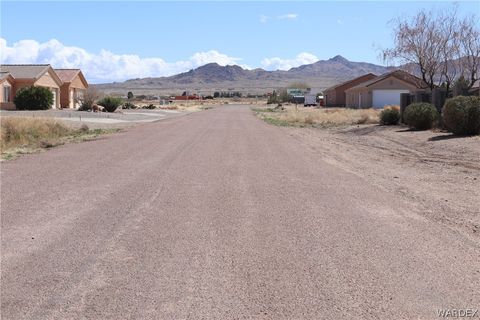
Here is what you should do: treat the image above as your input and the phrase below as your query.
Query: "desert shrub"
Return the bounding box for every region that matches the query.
[267,90,280,104]
[142,104,156,109]
[123,102,137,109]
[77,87,101,111]
[13,86,53,110]
[79,124,89,133]
[380,108,400,125]
[304,115,315,124]
[403,103,439,130]
[356,113,370,124]
[278,90,292,103]
[77,103,91,111]
[442,96,480,135]
[267,96,277,104]
[98,96,123,112]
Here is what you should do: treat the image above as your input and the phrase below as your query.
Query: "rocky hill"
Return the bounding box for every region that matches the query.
[95,55,395,95]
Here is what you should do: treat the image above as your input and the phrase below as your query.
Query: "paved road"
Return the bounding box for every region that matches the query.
[1,105,479,319]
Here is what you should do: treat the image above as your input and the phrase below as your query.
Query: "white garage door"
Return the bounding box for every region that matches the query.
[372,90,410,108]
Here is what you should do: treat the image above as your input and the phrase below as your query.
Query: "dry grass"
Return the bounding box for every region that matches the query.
[255,106,381,127]
[1,117,73,151]
[384,105,400,111]
[1,117,117,160]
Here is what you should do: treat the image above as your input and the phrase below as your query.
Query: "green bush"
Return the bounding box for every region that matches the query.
[14,86,54,110]
[442,96,480,135]
[142,104,156,109]
[98,96,123,112]
[380,108,400,125]
[403,103,439,130]
[78,103,92,111]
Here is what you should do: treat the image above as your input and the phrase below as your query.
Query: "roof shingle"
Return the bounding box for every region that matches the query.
[0,64,50,79]
[348,69,428,90]
[54,69,80,83]
[324,73,377,92]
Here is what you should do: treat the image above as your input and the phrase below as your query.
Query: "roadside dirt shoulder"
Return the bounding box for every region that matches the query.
[283,124,480,241]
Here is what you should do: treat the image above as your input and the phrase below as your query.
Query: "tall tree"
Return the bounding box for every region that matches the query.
[383,7,479,93]
[383,10,442,90]
[437,8,460,94]
[458,15,480,89]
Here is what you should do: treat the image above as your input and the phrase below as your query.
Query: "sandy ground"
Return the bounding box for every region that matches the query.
[284,124,480,241]
[1,105,479,319]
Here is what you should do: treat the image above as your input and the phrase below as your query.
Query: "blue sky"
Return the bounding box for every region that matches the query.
[1,1,478,82]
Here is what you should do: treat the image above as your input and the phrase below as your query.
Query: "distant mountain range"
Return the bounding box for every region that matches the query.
[95,55,396,95]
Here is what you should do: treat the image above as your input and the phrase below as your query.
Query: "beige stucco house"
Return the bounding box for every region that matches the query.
[324,73,378,107]
[0,72,15,110]
[345,70,428,109]
[0,64,63,109]
[55,69,88,109]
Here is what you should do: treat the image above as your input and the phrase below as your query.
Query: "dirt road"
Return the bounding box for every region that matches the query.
[285,124,480,242]
[1,105,479,319]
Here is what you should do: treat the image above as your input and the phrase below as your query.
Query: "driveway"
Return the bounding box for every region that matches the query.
[1,105,478,319]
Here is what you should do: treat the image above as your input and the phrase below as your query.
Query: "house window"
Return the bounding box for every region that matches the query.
[3,85,11,102]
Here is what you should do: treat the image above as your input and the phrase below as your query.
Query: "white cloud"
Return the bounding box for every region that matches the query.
[277,13,298,20]
[0,38,244,83]
[260,14,270,23]
[261,52,318,71]
[337,19,344,25]
[260,13,298,23]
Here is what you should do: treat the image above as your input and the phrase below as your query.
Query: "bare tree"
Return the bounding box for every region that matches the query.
[77,87,103,111]
[383,10,442,90]
[384,7,479,93]
[458,15,480,89]
[437,9,460,94]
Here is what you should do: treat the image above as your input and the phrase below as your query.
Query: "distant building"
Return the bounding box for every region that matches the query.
[287,88,311,96]
[345,70,428,109]
[323,73,377,107]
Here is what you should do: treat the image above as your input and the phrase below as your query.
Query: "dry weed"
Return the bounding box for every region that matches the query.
[274,107,380,126]
[1,117,72,152]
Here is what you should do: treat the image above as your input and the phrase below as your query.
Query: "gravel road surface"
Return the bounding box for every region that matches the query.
[1,105,479,319]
